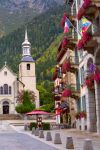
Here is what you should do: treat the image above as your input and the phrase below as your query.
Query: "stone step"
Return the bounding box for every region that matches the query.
[0,114,22,120]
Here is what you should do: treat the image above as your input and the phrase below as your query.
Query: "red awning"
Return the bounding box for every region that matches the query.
[26,110,50,115]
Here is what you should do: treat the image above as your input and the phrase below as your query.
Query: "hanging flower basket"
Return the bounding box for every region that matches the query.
[76,0,91,20]
[94,73,100,84]
[85,73,94,90]
[75,111,87,119]
[76,40,84,50]
[82,32,92,43]
[62,89,72,97]
[62,61,71,73]
[80,111,87,119]
[85,78,93,87]
[61,37,69,49]
[82,0,91,9]
[76,32,92,50]
[76,7,86,20]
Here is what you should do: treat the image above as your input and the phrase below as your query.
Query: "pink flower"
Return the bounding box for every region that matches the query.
[83,0,91,9]
[62,89,72,97]
[61,37,69,49]
[77,40,84,49]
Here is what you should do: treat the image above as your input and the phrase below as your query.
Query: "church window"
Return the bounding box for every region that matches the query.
[9,86,11,94]
[4,84,8,94]
[27,64,30,70]
[0,87,3,94]
[4,71,7,76]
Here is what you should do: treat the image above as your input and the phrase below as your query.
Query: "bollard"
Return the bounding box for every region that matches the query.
[24,124,28,131]
[46,131,52,141]
[66,137,74,149]
[34,128,39,136]
[54,133,62,144]
[83,139,94,150]
[32,127,35,134]
[39,130,44,138]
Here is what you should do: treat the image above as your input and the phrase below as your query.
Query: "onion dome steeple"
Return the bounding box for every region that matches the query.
[21,28,34,62]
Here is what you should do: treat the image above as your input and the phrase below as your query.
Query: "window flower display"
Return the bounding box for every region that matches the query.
[94,72,100,84]
[75,111,87,119]
[62,89,72,97]
[62,61,71,73]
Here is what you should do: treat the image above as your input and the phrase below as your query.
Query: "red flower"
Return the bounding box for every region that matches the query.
[61,37,69,49]
[62,89,72,97]
[80,111,87,118]
[76,7,86,20]
[62,61,71,73]
[85,78,93,87]
[83,0,91,9]
[77,40,84,49]
[82,32,92,43]
[94,73,100,83]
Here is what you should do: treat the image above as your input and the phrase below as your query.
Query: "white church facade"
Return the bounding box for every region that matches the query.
[0,29,39,114]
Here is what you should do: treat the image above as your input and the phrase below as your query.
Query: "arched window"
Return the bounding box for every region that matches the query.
[0,87,3,94]
[9,86,11,94]
[27,64,30,70]
[4,84,8,94]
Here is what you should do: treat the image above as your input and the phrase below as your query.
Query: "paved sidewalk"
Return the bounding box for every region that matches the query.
[12,125,100,150]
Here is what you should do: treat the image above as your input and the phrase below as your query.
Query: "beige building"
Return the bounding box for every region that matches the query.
[0,29,39,114]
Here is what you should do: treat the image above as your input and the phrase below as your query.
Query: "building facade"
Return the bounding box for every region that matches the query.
[0,29,39,114]
[53,0,100,133]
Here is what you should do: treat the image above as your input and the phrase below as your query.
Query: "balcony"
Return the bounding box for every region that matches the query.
[69,56,79,70]
[61,84,80,100]
[57,37,69,62]
[62,56,79,74]
[84,70,94,90]
[76,0,100,20]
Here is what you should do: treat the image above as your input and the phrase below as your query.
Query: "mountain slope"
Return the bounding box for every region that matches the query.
[0,5,65,73]
[0,0,64,35]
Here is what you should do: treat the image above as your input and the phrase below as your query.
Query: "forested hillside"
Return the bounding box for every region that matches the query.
[0,0,63,35]
[0,5,65,73]
[36,34,63,106]
[36,34,63,82]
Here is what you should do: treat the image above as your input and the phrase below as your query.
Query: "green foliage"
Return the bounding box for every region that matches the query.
[40,103,55,113]
[16,91,35,114]
[29,122,37,130]
[42,123,50,130]
[36,34,63,82]
[29,122,50,130]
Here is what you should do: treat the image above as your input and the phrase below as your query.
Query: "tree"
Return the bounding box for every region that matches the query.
[17,90,36,103]
[16,90,35,114]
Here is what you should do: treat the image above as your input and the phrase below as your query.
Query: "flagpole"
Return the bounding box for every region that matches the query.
[67,18,82,37]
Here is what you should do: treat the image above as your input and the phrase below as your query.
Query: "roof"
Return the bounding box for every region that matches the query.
[0,65,17,77]
[21,56,34,62]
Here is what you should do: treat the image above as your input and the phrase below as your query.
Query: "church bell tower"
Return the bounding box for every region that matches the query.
[19,29,39,108]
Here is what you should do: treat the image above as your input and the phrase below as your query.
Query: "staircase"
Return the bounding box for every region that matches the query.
[0,114,22,120]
